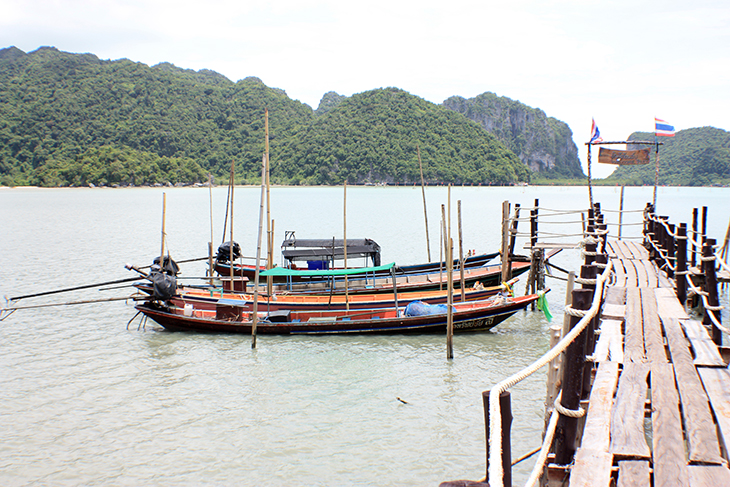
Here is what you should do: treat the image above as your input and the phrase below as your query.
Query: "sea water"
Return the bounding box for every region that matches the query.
[1,185,728,486]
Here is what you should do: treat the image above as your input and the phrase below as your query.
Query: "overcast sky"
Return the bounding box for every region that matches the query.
[2,0,729,178]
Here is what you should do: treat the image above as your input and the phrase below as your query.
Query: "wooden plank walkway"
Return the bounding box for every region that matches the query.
[566,239,730,486]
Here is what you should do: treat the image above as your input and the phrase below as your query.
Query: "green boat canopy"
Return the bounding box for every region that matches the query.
[259,262,395,278]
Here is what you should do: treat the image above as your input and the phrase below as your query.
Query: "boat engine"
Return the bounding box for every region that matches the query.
[216,241,241,263]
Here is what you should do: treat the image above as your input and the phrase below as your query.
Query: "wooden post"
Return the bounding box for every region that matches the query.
[440,204,446,291]
[702,206,708,246]
[545,323,563,425]
[483,390,512,487]
[530,199,539,249]
[618,186,625,239]
[703,238,722,346]
[508,204,521,265]
[692,208,699,268]
[667,223,676,279]
[580,264,598,400]
[251,154,266,348]
[208,174,214,284]
[458,200,465,302]
[417,145,431,262]
[676,223,688,306]
[501,201,511,286]
[160,192,166,267]
[343,181,349,311]
[554,288,593,466]
[265,109,273,296]
[229,161,235,287]
[447,238,454,360]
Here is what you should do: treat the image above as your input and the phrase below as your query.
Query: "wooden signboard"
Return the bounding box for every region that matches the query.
[598,147,651,165]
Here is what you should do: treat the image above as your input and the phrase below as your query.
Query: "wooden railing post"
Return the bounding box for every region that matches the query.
[676,223,688,305]
[703,238,722,346]
[483,390,512,487]
[667,222,676,279]
[691,207,699,268]
[554,288,593,466]
[580,264,598,400]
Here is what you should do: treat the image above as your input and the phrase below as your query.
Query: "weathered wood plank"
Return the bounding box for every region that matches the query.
[652,260,675,288]
[610,362,651,458]
[616,240,633,259]
[601,303,626,320]
[570,362,620,487]
[605,286,626,306]
[617,460,650,487]
[594,320,622,363]
[682,320,725,366]
[624,288,645,363]
[686,465,730,487]
[654,288,689,320]
[612,259,627,288]
[698,367,730,458]
[641,287,667,364]
[661,316,724,464]
[640,259,659,288]
[606,240,622,259]
[625,240,649,260]
[569,450,613,487]
[651,363,689,487]
[623,259,639,288]
[633,259,649,287]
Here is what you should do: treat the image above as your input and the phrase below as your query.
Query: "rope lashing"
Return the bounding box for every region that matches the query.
[553,393,586,419]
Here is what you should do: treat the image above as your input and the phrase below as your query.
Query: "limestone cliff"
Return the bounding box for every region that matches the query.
[443,92,584,178]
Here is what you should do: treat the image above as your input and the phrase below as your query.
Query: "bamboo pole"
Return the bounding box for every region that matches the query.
[208,174,214,284]
[265,109,273,296]
[417,145,431,262]
[252,154,267,348]
[458,200,465,302]
[618,185,625,239]
[500,201,510,285]
[160,192,166,268]
[653,142,660,208]
[447,237,454,360]
[344,181,349,311]
[587,143,594,209]
[229,162,235,288]
[440,204,446,291]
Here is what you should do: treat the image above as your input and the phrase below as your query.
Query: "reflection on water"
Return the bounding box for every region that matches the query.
[1,186,727,485]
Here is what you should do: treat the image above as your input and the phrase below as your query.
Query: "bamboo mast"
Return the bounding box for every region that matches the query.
[265,109,273,296]
[252,154,267,348]
[458,200,465,302]
[208,174,214,284]
[440,204,447,291]
[229,161,235,287]
[417,145,431,262]
[160,192,166,267]
[446,186,454,359]
[343,181,349,311]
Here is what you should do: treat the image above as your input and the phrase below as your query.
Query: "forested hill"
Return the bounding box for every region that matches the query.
[605,127,730,186]
[2,46,545,186]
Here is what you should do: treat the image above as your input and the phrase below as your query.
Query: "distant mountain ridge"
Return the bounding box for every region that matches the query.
[8,45,710,188]
[605,127,730,186]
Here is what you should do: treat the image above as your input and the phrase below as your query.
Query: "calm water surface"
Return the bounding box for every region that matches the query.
[1,185,728,486]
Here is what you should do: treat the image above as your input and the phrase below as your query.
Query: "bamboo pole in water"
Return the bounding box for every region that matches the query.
[440,204,446,291]
[208,174,214,285]
[343,181,349,311]
[417,145,431,262]
[252,154,267,348]
[500,200,510,285]
[458,200,465,302]
[447,237,454,360]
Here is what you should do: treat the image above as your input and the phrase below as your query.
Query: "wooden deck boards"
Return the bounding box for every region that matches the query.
[564,238,730,487]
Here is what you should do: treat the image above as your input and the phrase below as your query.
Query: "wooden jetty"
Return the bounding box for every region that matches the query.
[442,199,730,487]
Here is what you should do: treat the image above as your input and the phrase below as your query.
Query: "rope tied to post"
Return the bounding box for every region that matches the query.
[553,392,586,419]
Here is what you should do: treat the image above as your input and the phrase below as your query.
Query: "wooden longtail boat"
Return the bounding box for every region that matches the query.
[136,278,517,312]
[135,293,542,335]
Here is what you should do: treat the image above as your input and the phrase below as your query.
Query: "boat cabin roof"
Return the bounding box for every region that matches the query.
[280,237,381,265]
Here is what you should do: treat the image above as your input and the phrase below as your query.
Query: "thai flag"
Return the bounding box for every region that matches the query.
[590,118,603,143]
[655,118,675,137]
